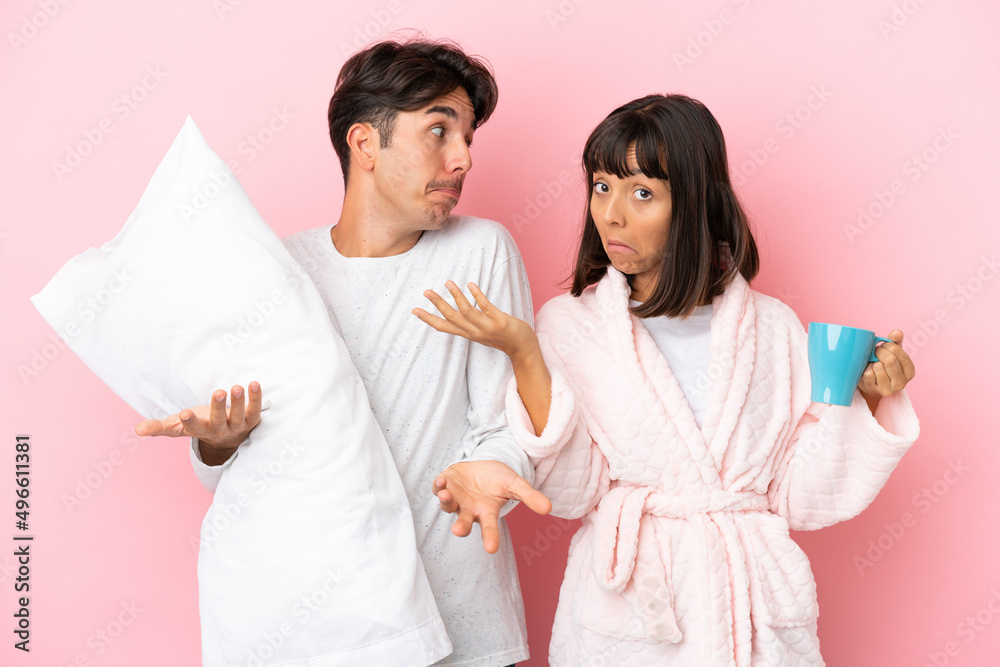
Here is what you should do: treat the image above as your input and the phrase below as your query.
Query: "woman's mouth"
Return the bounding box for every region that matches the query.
[606,240,636,254]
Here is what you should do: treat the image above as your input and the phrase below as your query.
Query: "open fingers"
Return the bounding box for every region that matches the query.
[436,489,459,514]
[476,512,501,554]
[431,475,460,513]
[229,385,246,427]
[422,288,462,321]
[432,474,448,496]
[452,508,476,539]
[413,307,469,337]
[246,381,263,428]
[209,390,228,429]
[445,281,479,318]
[442,282,493,334]
[467,282,496,314]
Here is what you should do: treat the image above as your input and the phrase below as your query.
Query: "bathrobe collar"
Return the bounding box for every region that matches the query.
[594,266,758,480]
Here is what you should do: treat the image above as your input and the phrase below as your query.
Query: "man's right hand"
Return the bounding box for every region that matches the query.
[135,382,262,466]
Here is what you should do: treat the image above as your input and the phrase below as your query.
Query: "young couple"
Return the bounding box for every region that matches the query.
[137,37,918,667]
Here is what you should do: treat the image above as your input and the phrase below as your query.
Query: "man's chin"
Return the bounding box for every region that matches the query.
[424,204,455,229]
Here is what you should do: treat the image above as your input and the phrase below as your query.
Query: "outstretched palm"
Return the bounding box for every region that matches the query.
[412,280,535,359]
[433,460,552,554]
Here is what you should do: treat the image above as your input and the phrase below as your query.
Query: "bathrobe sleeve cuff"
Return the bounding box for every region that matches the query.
[856,388,920,449]
[504,368,578,459]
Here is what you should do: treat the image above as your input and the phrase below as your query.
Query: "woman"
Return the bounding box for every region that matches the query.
[414,94,918,666]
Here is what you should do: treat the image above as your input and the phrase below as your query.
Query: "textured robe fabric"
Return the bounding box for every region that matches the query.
[505,267,919,666]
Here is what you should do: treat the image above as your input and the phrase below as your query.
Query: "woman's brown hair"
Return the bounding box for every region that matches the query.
[571,94,759,318]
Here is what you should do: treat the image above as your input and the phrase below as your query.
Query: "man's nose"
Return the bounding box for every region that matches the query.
[447,138,472,173]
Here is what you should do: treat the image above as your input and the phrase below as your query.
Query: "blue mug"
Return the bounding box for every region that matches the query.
[807,323,893,406]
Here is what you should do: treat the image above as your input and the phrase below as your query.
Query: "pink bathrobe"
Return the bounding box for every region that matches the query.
[506,267,919,666]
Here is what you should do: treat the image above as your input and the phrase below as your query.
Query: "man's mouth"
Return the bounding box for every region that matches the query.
[427,179,463,200]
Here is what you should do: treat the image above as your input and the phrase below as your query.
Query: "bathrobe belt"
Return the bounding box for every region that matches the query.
[591,485,770,644]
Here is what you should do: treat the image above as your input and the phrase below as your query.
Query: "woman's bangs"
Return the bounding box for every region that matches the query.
[584,117,669,182]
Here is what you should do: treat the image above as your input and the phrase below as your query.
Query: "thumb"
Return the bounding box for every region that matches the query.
[507,476,552,516]
[134,420,154,437]
[135,413,186,437]
[887,329,904,344]
[135,417,172,437]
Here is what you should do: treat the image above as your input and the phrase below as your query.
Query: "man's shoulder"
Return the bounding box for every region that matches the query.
[431,216,520,255]
[279,224,333,270]
[281,224,331,248]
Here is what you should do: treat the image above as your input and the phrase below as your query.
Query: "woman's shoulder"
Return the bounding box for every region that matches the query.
[747,287,806,334]
[533,285,608,342]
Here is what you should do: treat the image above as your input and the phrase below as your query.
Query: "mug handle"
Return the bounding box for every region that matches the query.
[870,336,894,363]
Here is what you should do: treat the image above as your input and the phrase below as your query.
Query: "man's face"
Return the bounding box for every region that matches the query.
[372,87,476,231]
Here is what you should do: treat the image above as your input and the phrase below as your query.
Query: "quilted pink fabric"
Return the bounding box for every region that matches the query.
[506,267,919,666]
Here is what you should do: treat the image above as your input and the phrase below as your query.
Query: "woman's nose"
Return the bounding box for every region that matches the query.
[594,193,624,227]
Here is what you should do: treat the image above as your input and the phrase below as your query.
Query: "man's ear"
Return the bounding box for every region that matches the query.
[346,122,377,172]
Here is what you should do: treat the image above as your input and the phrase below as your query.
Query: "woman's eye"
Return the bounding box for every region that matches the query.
[431,127,444,138]
[593,182,609,194]
[634,188,652,201]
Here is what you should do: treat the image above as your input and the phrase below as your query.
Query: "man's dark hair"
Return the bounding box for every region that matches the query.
[327,38,499,185]
[571,94,759,318]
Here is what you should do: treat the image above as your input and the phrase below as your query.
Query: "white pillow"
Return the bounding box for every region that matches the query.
[31,117,452,667]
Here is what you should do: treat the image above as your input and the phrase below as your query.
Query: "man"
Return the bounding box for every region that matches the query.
[136,38,550,666]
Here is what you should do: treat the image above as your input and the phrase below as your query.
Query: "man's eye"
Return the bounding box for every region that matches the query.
[634,189,652,201]
[431,127,444,138]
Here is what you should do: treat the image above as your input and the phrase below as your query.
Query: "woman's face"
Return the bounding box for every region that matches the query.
[589,150,672,302]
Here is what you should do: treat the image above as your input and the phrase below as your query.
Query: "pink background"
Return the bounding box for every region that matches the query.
[2,1,998,665]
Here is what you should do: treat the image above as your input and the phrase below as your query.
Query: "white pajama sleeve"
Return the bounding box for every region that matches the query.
[189,438,237,493]
[455,252,536,516]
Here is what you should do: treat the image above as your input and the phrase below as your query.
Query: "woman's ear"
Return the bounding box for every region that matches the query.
[346,123,377,172]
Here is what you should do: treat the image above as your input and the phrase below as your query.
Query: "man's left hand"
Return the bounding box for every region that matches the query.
[433,460,552,554]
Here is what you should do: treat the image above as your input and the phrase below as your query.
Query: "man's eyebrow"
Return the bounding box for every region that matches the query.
[424,105,459,120]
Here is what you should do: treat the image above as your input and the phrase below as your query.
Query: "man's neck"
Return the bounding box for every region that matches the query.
[333,189,424,258]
